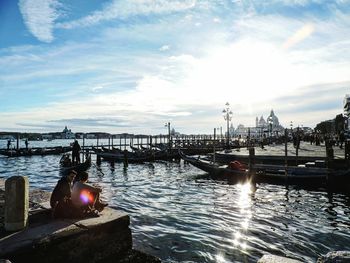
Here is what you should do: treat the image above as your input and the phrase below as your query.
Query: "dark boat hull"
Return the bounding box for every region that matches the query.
[180,151,350,188]
[0,146,72,157]
[179,151,249,183]
[60,155,91,174]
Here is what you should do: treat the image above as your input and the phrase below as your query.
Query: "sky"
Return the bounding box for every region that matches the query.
[0,0,350,134]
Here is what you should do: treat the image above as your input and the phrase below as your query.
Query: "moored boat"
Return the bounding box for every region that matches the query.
[179,151,350,188]
[179,151,249,183]
[0,146,72,157]
[59,153,91,174]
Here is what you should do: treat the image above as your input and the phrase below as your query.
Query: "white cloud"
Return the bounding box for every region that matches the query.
[91,86,104,92]
[3,2,350,133]
[19,0,61,43]
[56,0,196,29]
[159,45,170,51]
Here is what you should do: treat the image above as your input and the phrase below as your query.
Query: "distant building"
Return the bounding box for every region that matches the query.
[62,126,75,139]
[42,133,53,140]
[233,109,284,138]
[86,133,96,139]
[0,135,16,140]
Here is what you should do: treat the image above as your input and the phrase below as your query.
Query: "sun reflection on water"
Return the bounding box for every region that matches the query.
[232,182,254,253]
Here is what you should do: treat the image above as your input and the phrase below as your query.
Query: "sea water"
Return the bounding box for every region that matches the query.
[1,139,350,262]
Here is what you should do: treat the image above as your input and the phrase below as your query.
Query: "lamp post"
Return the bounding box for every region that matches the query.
[267,116,273,144]
[165,122,171,149]
[222,102,233,148]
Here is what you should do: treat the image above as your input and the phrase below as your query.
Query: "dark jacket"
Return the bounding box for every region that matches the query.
[72,141,81,155]
[50,176,72,208]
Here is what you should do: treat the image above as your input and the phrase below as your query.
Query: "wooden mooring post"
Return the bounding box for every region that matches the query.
[82,135,85,162]
[248,147,255,179]
[16,133,19,150]
[284,128,288,177]
[213,128,216,164]
[326,143,334,169]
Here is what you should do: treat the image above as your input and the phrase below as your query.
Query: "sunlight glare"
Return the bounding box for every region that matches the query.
[215,253,227,263]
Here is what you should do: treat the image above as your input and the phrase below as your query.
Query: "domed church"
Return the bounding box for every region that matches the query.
[255,109,283,131]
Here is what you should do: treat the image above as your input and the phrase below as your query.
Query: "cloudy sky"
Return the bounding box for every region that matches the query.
[0,0,349,134]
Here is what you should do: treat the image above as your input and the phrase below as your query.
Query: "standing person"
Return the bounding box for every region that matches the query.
[7,139,11,150]
[72,140,81,164]
[25,139,29,150]
[71,171,108,215]
[50,170,78,218]
[339,131,345,149]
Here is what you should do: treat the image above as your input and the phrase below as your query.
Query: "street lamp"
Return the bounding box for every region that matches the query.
[164,122,171,149]
[267,116,273,143]
[222,102,233,148]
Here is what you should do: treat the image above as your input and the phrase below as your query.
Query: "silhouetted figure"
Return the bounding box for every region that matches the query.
[339,131,345,149]
[72,140,81,164]
[310,134,314,145]
[25,139,29,150]
[315,134,320,146]
[293,134,297,148]
[7,139,11,150]
[71,171,108,215]
[123,149,128,168]
[50,170,78,218]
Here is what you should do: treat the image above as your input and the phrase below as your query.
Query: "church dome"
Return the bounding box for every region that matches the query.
[268,110,280,126]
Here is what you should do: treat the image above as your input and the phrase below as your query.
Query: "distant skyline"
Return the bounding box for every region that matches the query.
[0,0,349,134]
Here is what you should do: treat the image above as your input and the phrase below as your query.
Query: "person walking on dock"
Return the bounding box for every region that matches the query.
[72,140,81,164]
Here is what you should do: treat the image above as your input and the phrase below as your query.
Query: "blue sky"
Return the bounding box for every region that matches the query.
[0,0,350,134]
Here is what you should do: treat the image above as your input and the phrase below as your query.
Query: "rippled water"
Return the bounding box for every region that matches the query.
[1,139,350,262]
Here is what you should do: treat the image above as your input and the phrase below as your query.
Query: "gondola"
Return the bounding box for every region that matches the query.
[59,153,91,174]
[179,150,249,183]
[179,151,350,187]
[95,147,178,163]
[0,146,72,157]
[95,150,158,163]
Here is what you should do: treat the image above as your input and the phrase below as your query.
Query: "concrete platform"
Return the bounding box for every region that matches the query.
[0,207,132,263]
[0,178,160,263]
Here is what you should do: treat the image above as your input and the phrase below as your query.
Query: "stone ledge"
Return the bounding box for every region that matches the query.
[258,254,303,263]
[317,251,350,263]
[0,208,132,263]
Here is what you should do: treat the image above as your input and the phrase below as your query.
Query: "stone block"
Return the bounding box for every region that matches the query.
[0,208,132,263]
[5,176,29,231]
[317,251,350,263]
[258,254,303,263]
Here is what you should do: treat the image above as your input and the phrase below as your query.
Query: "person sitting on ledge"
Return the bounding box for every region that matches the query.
[50,170,78,218]
[71,171,108,216]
